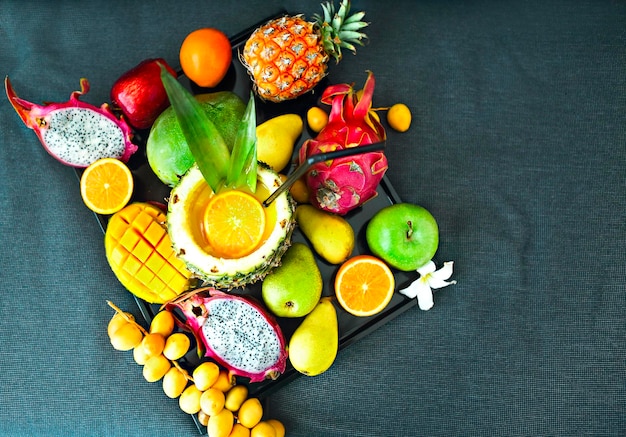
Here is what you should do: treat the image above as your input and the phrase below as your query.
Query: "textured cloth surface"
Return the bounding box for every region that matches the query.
[1,1,624,436]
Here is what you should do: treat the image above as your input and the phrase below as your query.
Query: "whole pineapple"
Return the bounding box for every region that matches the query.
[240,0,368,102]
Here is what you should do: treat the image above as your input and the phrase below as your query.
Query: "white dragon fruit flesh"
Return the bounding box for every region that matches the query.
[298,71,388,215]
[5,76,137,167]
[167,289,287,383]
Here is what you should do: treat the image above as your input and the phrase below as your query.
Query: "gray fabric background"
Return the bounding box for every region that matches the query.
[1,1,624,436]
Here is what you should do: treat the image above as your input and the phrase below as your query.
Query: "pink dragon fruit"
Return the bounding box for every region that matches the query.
[298,71,388,215]
[5,76,137,167]
[167,289,287,383]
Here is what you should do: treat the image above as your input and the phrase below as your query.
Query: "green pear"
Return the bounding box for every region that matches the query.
[261,242,322,318]
[288,298,338,376]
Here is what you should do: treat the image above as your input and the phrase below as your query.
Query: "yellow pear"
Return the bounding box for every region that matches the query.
[256,113,303,172]
[295,204,355,264]
[288,298,338,376]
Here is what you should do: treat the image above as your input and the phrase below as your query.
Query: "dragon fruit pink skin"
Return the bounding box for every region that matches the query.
[298,71,388,215]
[167,289,287,383]
[5,76,137,168]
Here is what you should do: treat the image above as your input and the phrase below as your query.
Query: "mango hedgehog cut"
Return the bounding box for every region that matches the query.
[104,202,196,303]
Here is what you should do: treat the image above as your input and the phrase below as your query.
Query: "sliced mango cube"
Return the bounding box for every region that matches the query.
[119,228,141,251]
[122,253,142,276]
[144,220,166,247]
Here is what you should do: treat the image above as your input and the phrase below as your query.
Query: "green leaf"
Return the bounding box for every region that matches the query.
[226,92,257,192]
[159,63,230,192]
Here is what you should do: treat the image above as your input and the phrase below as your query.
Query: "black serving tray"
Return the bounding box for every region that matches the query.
[85,10,418,434]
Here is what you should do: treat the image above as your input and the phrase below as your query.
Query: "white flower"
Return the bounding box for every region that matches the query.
[399,261,456,311]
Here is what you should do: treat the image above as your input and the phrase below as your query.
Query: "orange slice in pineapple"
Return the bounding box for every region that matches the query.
[202,190,266,259]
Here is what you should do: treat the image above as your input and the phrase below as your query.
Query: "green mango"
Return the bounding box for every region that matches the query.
[146,92,245,187]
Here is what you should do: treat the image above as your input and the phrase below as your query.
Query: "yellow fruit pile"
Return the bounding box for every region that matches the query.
[106,301,285,437]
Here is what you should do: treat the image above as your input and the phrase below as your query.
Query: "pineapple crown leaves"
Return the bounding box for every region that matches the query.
[160,64,258,193]
[226,91,257,192]
[314,0,369,63]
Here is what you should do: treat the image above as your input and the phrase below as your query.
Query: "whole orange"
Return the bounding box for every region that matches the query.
[179,28,232,88]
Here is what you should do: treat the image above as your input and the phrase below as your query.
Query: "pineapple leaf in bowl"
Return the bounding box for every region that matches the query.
[226,92,257,193]
[160,63,230,192]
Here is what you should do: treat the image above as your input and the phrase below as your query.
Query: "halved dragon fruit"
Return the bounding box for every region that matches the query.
[167,289,287,383]
[5,76,137,167]
[298,71,388,215]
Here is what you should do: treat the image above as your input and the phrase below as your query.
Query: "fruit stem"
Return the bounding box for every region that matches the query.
[172,359,194,383]
[406,220,414,239]
[106,300,149,335]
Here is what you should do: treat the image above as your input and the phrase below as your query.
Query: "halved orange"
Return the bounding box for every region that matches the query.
[334,255,395,317]
[80,158,133,215]
[203,189,266,259]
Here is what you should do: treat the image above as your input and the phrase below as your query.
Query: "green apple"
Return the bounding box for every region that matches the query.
[365,203,439,271]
